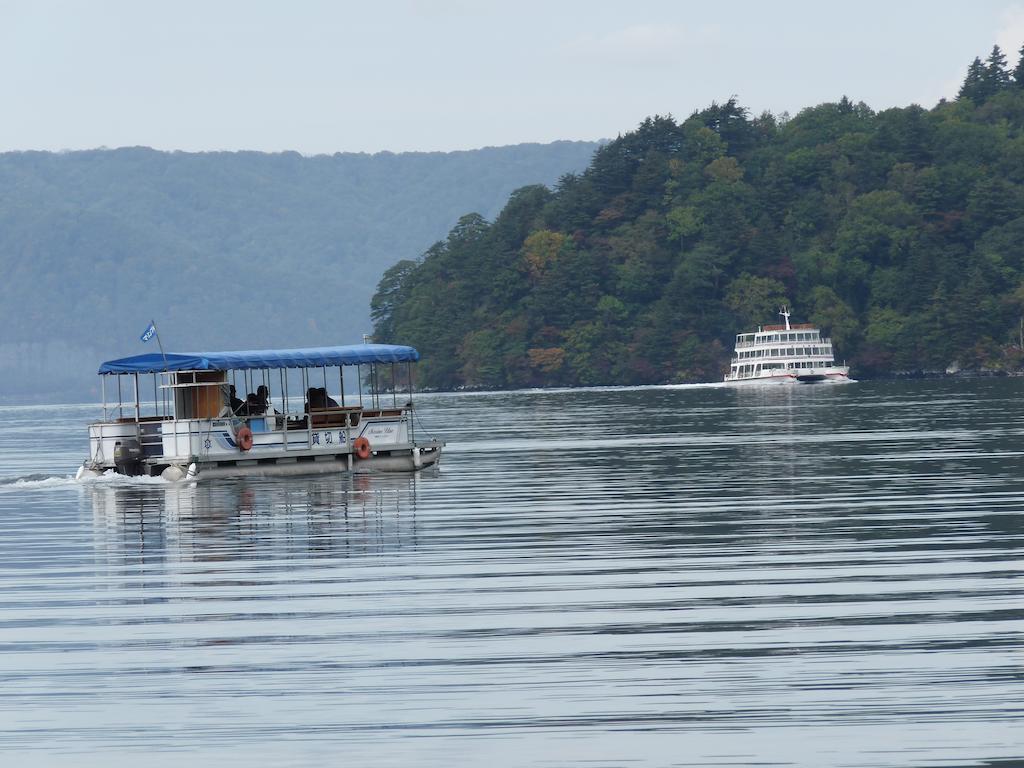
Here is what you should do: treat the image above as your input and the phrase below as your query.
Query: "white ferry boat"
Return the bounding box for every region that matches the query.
[76,343,443,481]
[724,308,852,385]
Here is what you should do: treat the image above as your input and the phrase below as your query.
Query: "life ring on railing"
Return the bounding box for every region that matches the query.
[237,426,253,452]
[353,436,371,460]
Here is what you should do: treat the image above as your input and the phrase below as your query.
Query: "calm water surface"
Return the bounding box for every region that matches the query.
[0,380,1022,767]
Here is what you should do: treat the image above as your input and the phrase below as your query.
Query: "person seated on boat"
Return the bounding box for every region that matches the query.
[216,384,236,417]
[244,392,265,416]
[303,387,339,412]
[229,385,244,414]
[234,391,266,417]
[256,385,277,415]
[320,387,339,408]
[304,387,322,413]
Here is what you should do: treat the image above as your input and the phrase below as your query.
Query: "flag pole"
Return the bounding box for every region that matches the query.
[152,321,169,419]
[140,320,170,417]
[151,319,169,372]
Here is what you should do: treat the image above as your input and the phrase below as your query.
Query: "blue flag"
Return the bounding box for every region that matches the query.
[140,322,157,343]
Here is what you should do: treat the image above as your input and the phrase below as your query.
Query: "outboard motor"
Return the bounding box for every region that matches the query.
[113,439,144,476]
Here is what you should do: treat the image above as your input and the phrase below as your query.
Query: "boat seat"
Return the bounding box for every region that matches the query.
[361,409,404,418]
[309,406,363,428]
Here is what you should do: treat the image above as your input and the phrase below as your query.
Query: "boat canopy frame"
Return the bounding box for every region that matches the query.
[95,344,420,425]
[97,344,419,375]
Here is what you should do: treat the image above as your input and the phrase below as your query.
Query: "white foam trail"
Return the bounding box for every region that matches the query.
[0,474,79,492]
[414,382,728,398]
[80,470,170,486]
[0,470,169,493]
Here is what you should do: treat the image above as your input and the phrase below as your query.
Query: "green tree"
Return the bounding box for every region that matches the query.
[724,274,789,329]
[965,178,1024,237]
[958,57,986,102]
[985,45,1012,94]
[807,286,860,353]
[666,205,702,242]
[370,259,417,340]
[458,330,506,388]
[1013,44,1024,87]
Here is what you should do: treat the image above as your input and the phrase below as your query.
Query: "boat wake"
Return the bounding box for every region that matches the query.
[0,471,170,493]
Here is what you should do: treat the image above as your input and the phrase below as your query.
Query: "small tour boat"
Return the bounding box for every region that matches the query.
[724,308,852,385]
[77,344,443,481]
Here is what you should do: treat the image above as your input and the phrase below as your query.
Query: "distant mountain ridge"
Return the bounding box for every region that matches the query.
[0,140,601,400]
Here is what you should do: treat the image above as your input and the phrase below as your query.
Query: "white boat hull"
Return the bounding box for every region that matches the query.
[81,440,442,483]
[81,410,443,482]
[724,369,853,386]
[178,440,443,481]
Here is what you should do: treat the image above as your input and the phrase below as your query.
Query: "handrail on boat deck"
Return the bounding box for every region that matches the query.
[735,336,832,349]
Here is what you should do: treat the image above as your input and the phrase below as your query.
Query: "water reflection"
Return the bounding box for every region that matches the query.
[87,473,424,566]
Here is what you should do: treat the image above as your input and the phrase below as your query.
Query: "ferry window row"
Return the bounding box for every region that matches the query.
[753,331,823,342]
[737,347,829,359]
[740,362,786,371]
[774,331,815,342]
[734,361,829,373]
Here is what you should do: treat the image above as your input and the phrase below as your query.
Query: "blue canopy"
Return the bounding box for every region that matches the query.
[98,344,420,375]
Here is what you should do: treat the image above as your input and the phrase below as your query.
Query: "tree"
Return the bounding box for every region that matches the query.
[458,329,506,388]
[807,286,860,352]
[370,259,417,340]
[527,347,566,383]
[965,178,1024,238]
[724,274,789,329]
[521,230,567,281]
[984,45,1012,94]
[690,98,755,156]
[871,106,933,165]
[447,212,489,248]
[1013,44,1024,87]
[958,57,986,102]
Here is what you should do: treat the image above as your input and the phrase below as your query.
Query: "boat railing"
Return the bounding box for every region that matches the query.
[226,404,411,453]
[104,414,173,425]
[361,408,405,419]
[763,323,816,331]
[734,336,831,349]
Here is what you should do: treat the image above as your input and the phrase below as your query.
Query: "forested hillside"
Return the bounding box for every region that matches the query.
[0,141,599,400]
[373,46,1024,389]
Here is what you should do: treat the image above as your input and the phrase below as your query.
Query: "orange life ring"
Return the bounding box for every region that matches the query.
[353,436,371,460]
[237,426,253,452]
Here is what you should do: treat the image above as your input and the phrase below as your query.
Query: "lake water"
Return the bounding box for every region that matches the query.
[0,380,1021,767]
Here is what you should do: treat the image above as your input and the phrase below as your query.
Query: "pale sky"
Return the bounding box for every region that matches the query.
[1,0,1022,155]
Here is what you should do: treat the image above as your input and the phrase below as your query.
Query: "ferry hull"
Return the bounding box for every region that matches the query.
[724,370,853,386]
